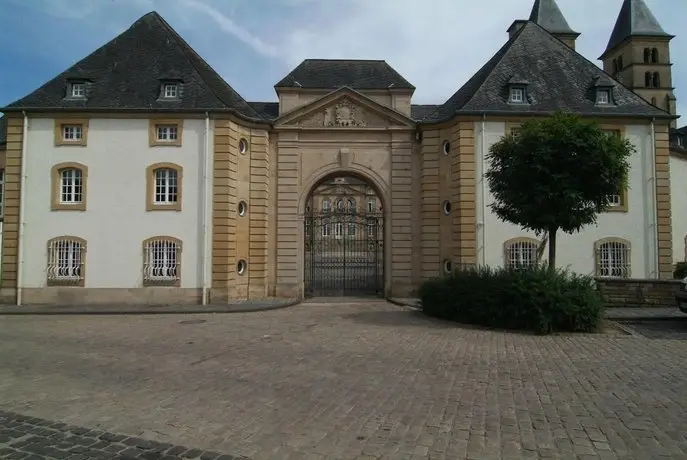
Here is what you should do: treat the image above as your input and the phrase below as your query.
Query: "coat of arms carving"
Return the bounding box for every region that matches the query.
[323,99,366,127]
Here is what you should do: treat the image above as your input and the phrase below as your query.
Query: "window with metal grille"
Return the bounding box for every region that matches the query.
[334,222,344,238]
[47,237,85,285]
[596,239,630,278]
[504,239,538,268]
[60,168,83,204]
[143,238,181,284]
[156,125,178,141]
[154,168,178,204]
[63,125,82,141]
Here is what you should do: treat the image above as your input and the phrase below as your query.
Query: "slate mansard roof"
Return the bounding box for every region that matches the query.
[274,59,415,91]
[2,12,262,120]
[424,21,671,122]
[1,10,673,125]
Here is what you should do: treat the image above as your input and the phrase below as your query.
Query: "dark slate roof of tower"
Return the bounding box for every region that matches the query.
[423,21,670,122]
[528,0,578,35]
[602,0,673,57]
[1,12,262,119]
[274,59,415,90]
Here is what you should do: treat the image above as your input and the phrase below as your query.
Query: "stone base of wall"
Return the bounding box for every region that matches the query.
[18,287,202,306]
[596,278,681,308]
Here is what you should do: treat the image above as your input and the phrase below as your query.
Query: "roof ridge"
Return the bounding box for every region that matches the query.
[151,12,261,118]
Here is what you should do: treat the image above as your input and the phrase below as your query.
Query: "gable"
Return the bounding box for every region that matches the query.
[275,87,415,129]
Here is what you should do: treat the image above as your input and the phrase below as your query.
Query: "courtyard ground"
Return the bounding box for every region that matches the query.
[1,300,687,460]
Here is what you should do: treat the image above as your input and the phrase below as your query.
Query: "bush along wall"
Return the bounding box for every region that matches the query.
[418,265,604,335]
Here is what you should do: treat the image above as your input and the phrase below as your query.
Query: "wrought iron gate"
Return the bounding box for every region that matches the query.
[304,209,384,297]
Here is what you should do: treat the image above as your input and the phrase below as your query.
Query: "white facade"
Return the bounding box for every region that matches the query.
[475,121,658,278]
[21,117,209,289]
[671,155,687,266]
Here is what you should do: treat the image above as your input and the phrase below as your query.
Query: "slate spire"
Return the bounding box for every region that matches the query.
[528,0,580,48]
[602,0,674,57]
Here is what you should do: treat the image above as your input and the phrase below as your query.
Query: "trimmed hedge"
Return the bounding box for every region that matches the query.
[674,262,687,280]
[418,265,604,334]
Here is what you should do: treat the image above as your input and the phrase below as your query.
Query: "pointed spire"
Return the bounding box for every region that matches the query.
[528,0,578,35]
[602,0,674,57]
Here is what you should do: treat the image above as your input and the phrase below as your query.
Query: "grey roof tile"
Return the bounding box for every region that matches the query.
[411,104,441,121]
[275,59,415,90]
[529,0,578,35]
[425,21,670,122]
[602,0,673,57]
[248,102,279,120]
[2,12,262,119]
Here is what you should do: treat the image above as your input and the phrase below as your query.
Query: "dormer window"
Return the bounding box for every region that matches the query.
[510,87,525,103]
[592,76,616,106]
[163,84,178,99]
[71,83,85,98]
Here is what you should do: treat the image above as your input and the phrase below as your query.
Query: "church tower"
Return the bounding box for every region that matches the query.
[600,0,676,126]
[528,0,580,49]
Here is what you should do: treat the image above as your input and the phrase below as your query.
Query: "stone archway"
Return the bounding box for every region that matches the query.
[302,173,385,297]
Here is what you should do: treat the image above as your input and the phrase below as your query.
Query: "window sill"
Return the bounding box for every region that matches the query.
[147,203,182,212]
[52,203,87,211]
[143,279,181,288]
[47,279,85,287]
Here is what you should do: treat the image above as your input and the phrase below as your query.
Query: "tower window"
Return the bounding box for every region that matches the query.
[651,97,657,106]
[644,48,651,64]
[651,48,659,64]
[617,55,623,70]
[645,72,652,88]
[653,72,661,88]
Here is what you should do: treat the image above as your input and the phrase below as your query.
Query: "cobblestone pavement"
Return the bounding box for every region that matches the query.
[0,409,247,459]
[2,301,687,459]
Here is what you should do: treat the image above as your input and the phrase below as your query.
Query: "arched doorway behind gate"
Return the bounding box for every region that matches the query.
[304,175,384,297]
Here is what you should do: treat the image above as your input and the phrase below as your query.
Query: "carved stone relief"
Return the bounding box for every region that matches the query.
[295,98,395,128]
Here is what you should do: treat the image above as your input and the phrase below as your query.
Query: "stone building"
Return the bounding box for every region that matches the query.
[0,0,684,304]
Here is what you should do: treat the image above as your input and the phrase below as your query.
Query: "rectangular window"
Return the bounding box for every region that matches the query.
[154,168,178,204]
[60,169,83,204]
[348,223,356,237]
[597,241,630,278]
[505,240,538,268]
[156,125,178,141]
[322,222,330,237]
[63,125,83,141]
[606,194,622,207]
[367,198,376,212]
[70,83,85,98]
[334,222,344,238]
[509,88,524,103]
[47,238,84,285]
[144,239,180,284]
[163,84,178,98]
[597,90,610,104]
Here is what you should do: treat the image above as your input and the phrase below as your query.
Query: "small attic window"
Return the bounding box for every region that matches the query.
[67,81,87,99]
[163,84,178,99]
[597,89,611,105]
[509,87,525,103]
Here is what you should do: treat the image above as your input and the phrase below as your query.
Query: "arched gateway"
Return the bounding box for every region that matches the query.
[303,175,384,297]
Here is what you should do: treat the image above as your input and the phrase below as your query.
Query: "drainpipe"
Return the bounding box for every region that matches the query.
[476,114,487,267]
[201,112,210,305]
[650,119,659,279]
[16,111,28,306]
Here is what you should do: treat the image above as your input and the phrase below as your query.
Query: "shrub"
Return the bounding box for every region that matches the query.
[674,262,687,280]
[418,265,604,334]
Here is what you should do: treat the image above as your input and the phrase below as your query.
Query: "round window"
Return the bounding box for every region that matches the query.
[443,200,451,215]
[442,140,451,155]
[238,200,247,217]
[237,259,247,275]
[238,138,248,154]
[443,259,452,274]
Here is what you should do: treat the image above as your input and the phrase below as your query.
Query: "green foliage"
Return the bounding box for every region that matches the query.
[674,262,687,279]
[485,112,634,267]
[418,265,604,334]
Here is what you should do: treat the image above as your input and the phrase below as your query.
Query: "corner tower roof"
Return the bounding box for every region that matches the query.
[528,0,578,35]
[602,0,673,58]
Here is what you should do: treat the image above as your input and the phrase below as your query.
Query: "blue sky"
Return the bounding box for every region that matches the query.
[0,0,684,119]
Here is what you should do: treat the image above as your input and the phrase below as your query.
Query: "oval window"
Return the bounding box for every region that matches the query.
[237,259,247,275]
[238,200,247,217]
[238,138,248,154]
[442,140,451,155]
[443,200,451,215]
[443,259,452,274]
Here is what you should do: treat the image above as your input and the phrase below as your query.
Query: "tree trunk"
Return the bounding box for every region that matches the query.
[548,227,558,270]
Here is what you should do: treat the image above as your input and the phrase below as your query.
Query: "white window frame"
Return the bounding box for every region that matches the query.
[505,239,538,269]
[59,168,83,204]
[153,168,178,205]
[143,238,181,284]
[334,222,344,239]
[322,220,330,237]
[47,238,84,284]
[509,87,524,103]
[70,83,85,98]
[367,198,376,213]
[163,84,178,98]
[596,240,631,278]
[606,194,622,207]
[597,89,610,104]
[322,199,330,212]
[63,125,83,141]
[156,125,178,142]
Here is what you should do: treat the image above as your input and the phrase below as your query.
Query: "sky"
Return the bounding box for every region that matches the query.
[0,0,684,120]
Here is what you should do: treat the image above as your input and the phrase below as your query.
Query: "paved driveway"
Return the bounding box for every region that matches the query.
[1,301,687,460]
